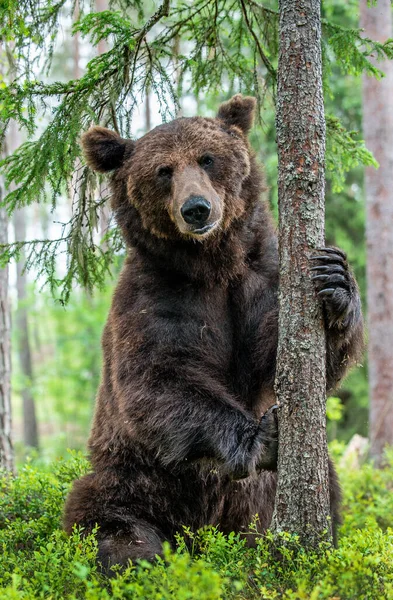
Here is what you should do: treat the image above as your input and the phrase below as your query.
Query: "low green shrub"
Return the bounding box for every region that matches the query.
[340,447,393,535]
[0,451,392,599]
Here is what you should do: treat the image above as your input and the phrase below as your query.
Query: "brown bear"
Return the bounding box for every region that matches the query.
[63,95,363,572]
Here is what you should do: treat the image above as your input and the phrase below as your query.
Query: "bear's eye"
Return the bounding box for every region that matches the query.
[157,166,173,179]
[199,154,214,169]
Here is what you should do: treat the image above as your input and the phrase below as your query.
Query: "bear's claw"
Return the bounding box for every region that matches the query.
[256,404,279,472]
[309,246,360,329]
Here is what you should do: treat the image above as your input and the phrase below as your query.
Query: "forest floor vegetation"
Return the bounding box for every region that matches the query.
[0,446,392,599]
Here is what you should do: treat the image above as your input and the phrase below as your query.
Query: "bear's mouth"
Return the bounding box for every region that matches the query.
[192,223,215,235]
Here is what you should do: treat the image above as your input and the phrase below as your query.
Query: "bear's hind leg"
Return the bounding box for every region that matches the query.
[63,472,167,574]
[96,520,165,574]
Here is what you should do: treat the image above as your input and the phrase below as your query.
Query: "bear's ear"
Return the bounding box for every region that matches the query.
[81,127,135,173]
[217,94,257,135]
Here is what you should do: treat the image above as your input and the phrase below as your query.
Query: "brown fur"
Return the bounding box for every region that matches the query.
[64,96,363,573]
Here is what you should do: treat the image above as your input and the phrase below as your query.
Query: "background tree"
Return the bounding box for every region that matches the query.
[5,70,39,450]
[0,46,13,472]
[13,200,39,450]
[360,0,393,466]
[0,155,13,471]
[95,0,111,247]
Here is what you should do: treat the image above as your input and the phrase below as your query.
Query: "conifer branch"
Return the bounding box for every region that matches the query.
[239,0,276,85]
[0,0,387,301]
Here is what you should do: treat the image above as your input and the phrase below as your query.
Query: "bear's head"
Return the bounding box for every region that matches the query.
[82,95,258,241]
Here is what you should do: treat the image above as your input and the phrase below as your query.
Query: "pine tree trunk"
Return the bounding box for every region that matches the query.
[14,207,39,449]
[0,169,13,471]
[271,0,331,545]
[360,0,393,466]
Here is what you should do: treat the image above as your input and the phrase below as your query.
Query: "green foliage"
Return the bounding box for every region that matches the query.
[0,0,390,300]
[0,451,90,543]
[340,447,393,535]
[11,282,114,461]
[326,396,343,422]
[322,19,393,80]
[1,452,393,599]
[325,115,378,193]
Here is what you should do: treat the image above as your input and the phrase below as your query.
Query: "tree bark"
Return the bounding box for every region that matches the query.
[95,0,111,246]
[0,44,14,472]
[6,112,39,451]
[73,0,81,81]
[145,88,151,132]
[271,0,331,545]
[13,207,39,449]
[95,0,109,55]
[0,177,13,471]
[360,0,393,466]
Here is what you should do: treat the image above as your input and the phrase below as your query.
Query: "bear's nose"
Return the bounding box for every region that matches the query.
[181,196,211,226]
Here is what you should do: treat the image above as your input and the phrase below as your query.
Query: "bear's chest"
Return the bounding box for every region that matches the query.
[227,271,278,405]
[140,267,278,414]
[178,271,277,411]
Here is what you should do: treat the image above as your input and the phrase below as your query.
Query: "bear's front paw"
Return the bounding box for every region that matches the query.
[229,406,278,480]
[310,247,361,330]
[256,404,279,472]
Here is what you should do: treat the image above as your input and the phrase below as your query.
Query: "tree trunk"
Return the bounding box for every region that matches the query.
[6,112,39,451]
[13,207,39,449]
[0,44,14,472]
[68,1,83,212]
[271,0,331,545]
[95,0,110,246]
[360,0,393,466]
[0,180,13,471]
[145,88,151,132]
[73,0,81,81]
[95,0,108,55]
[173,35,182,117]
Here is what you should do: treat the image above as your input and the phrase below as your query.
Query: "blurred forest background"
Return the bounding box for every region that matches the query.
[0,0,392,467]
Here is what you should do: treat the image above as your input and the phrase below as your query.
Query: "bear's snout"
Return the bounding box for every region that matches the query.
[172,165,222,238]
[181,195,211,230]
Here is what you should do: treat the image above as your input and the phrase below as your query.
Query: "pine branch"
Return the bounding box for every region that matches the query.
[239,0,276,87]
[322,19,393,78]
[0,0,387,302]
[326,115,378,192]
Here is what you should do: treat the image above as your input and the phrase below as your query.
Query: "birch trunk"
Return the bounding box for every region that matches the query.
[271,0,331,545]
[360,0,393,466]
[95,0,111,246]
